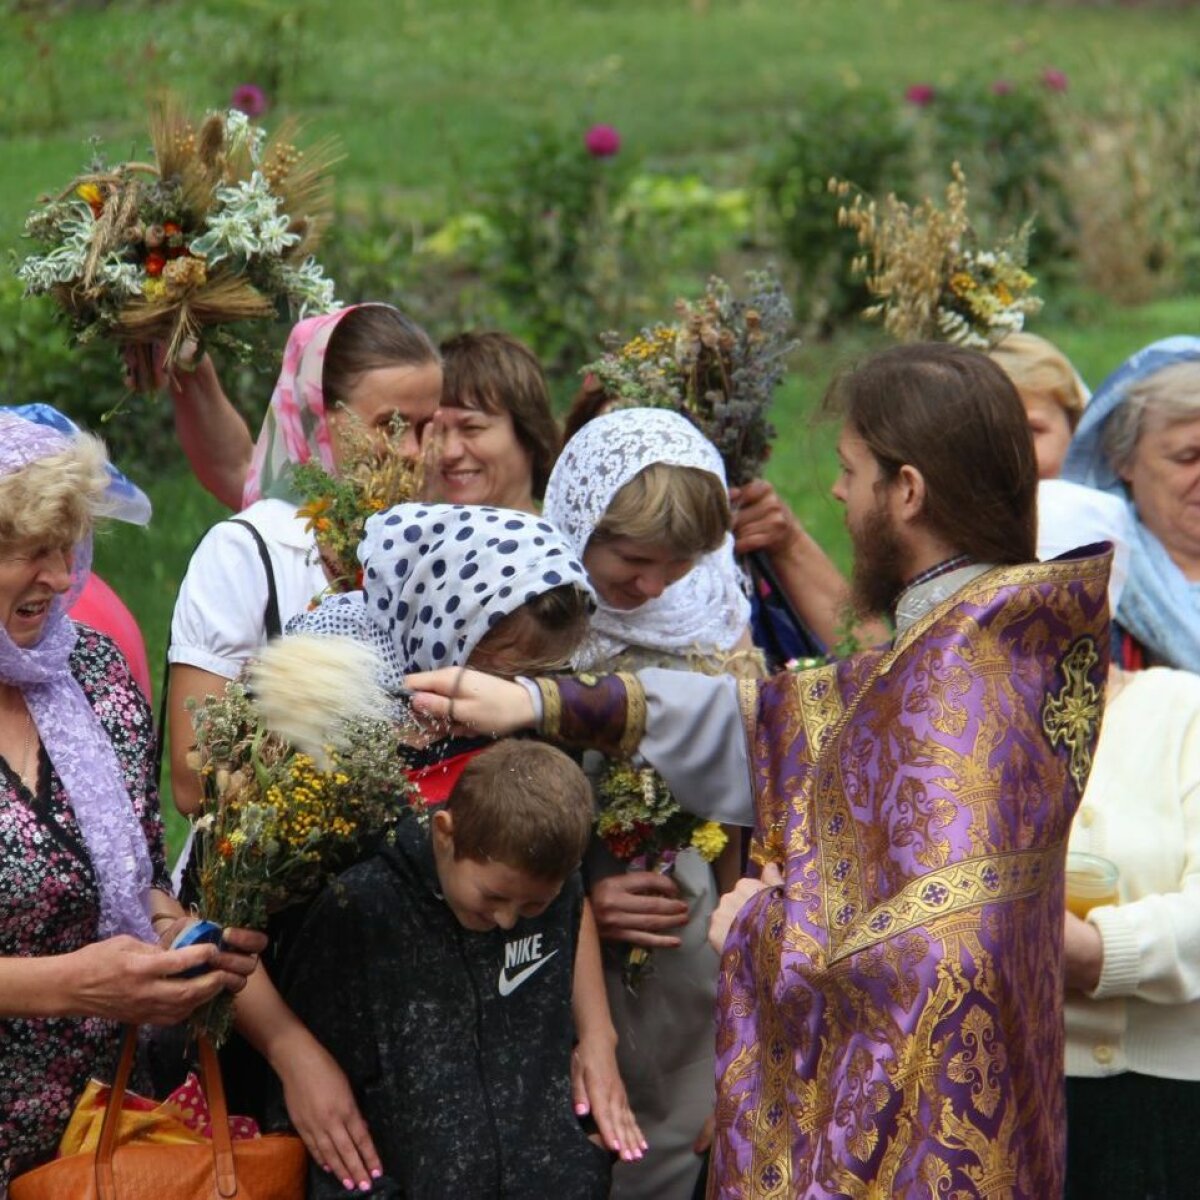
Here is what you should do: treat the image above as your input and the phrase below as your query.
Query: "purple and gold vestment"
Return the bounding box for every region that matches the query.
[711,551,1110,1198]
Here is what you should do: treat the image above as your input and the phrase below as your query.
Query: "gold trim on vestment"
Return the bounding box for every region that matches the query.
[829,843,1063,962]
[536,676,562,740]
[616,671,646,758]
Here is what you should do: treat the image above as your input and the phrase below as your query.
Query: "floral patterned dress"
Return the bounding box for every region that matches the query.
[0,628,168,1188]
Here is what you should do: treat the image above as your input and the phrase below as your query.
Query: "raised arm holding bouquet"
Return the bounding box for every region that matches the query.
[17,97,338,376]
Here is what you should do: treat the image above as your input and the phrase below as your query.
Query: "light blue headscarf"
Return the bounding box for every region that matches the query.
[1062,336,1200,669]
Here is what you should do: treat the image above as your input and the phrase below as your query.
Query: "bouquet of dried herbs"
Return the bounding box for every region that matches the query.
[583,269,797,487]
[17,95,339,380]
[293,412,424,595]
[186,634,419,1042]
[832,162,1042,348]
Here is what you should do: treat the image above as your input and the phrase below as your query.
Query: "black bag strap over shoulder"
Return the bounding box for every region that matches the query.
[227,518,283,640]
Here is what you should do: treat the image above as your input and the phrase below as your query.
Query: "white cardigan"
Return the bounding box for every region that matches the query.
[1065,667,1200,1081]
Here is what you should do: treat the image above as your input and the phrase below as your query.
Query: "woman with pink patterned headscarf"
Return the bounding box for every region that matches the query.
[170,304,440,812]
[164,304,440,1189]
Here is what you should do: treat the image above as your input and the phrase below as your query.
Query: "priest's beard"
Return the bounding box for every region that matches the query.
[848,499,907,620]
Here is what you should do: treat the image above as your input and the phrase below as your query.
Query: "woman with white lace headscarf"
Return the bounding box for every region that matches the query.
[543,407,757,1200]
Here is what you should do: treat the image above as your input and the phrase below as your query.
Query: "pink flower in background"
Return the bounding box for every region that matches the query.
[1041,67,1069,93]
[584,124,621,158]
[991,78,1014,96]
[904,83,936,107]
[231,83,268,117]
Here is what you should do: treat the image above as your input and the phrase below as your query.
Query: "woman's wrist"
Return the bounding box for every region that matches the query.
[576,1022,619,1050]
[33,951,83,1018]
[261,1020,327,1079]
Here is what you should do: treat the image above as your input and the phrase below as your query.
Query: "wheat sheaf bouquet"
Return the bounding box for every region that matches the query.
[186,634,419,1042]
[294,413,425,597]
[831,162,1042,349]
[17,96,339,378]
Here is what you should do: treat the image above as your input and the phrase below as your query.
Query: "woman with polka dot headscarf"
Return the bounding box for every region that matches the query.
[292,501,598,797]
[252,503,645,1174]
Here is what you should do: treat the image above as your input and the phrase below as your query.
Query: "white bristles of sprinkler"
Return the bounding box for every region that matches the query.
[246,634,390,767]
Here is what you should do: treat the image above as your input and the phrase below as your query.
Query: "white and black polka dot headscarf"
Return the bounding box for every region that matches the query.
[289,503,593,684]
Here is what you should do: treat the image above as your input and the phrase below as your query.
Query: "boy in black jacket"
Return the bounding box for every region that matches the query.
[281,740,623,1198]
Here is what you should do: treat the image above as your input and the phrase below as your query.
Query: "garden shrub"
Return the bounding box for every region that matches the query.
[1052,78,1200,302]
[478,123,638,381]
[919,78,1068,275]
[759,84,914,333]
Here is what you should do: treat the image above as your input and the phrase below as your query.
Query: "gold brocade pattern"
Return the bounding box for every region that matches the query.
[1042,636,1102,794]
[830,845,1060,962]
[615,671,647,757]
[714,551,1113,1199]
[536,676,562,740]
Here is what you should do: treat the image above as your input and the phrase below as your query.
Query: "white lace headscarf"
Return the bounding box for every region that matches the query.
[544,407,750,668]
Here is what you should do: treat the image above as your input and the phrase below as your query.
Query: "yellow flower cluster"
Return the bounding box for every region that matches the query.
[690,821,729,862]
[619,325,676,362]
[269,754,357,849]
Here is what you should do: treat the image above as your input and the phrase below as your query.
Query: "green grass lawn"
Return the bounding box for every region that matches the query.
[3,0,1200,248]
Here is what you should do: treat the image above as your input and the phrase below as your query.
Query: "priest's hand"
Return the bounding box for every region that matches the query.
[708,863,783,955]
[405,668,535,737]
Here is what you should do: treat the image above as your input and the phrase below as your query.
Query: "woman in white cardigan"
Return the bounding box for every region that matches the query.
[1062,660,1200,1198]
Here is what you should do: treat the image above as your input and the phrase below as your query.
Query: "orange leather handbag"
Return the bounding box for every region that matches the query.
[10,1027,307,1200]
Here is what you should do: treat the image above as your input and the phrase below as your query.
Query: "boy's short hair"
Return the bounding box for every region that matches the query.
[447,740,593,881]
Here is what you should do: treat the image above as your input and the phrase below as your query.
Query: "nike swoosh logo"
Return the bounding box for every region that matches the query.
[498,949,560,997]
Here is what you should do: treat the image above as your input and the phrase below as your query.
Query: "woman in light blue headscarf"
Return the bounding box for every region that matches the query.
[1062,336,1200,671]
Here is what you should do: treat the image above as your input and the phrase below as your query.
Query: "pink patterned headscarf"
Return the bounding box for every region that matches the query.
[241,304,359,508]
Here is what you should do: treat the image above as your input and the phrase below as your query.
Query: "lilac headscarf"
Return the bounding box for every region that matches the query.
[0,410,155,940]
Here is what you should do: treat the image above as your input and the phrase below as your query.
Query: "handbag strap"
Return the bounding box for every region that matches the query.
[94,1027,239,1200]
[197,1034,238,1198]
[95,1026,139,1200]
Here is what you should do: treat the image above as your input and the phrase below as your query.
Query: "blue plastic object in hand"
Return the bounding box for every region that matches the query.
[170,919,224,978]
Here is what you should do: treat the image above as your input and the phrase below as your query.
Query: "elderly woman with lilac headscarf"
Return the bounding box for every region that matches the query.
[0,410,265,1189]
